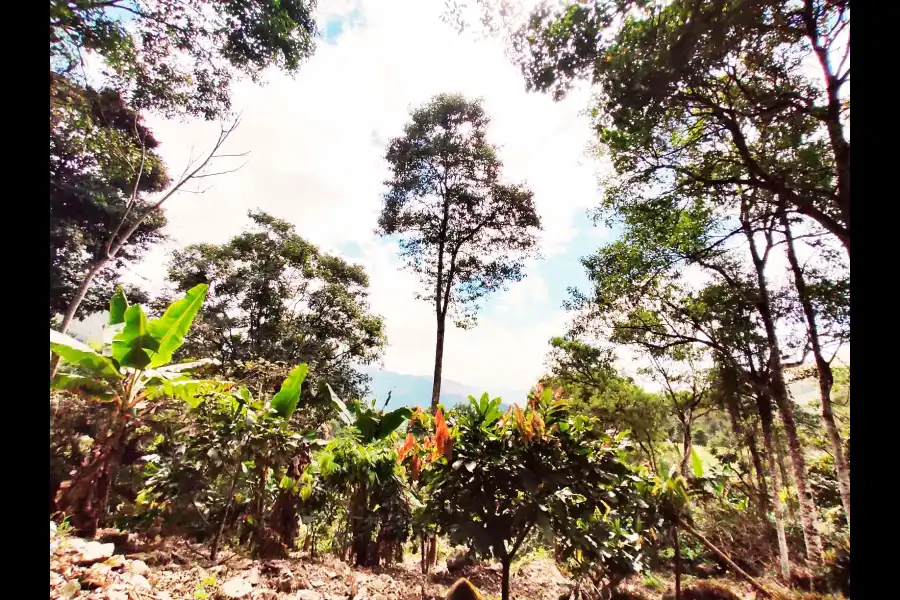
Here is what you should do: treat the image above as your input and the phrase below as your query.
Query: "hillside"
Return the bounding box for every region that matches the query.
[362,367,526,410]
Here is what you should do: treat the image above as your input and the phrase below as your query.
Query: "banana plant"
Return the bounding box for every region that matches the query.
[326,384,412,443]
[50,284,228,537]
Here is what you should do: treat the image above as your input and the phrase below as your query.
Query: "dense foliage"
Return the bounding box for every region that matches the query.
[49,0,320,326]
[417,392,659,600]
[49,3,850,598]
[165,210,387,404]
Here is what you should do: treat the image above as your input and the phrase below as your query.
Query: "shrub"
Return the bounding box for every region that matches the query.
[409,391,659,600]
[50,284,226,537]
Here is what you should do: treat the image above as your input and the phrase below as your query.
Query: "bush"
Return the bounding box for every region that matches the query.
[410,392,660,600]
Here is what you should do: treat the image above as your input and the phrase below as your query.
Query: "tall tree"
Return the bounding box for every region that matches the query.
[779,206,850,527]
[511,0,850,253]
[166,210,387,406]
[51,0,319,120]
[377,93,542,411]
[49,0,321,325]
[50,73,168,322]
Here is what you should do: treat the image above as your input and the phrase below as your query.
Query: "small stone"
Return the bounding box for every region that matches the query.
[76,541,116,564]
[60,579,81,598]
[325,570,337,579]
[220,576,253,598]
[63,537,87,553]
[155,592,174,600]
[310,580,326,588]
[240,567,260,585]
[51,521,58,537]
[51,571,66,588]
[294,591,324,600]
[127,559,149,575]
[106,591,128,600]
[82,563,112,588]
[127,574,152,591]
[276,573,297,593]
[372,594,389,600]
[104,555,126,569]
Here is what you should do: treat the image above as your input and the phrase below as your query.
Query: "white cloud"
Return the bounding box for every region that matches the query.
[122,0,607,391]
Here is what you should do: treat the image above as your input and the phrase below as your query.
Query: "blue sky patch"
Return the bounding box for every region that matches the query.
[338,240,364,259]
[322,7,364,45]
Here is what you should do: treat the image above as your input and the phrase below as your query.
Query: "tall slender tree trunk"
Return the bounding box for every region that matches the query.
[724,396,769,515]
[57,417,126,538]
[679,421,693,479]
[756,392,791,582]
[747,432,769,516]
[431,320,445,412]
[501,557,512,600]
[780,208,850,528]
[743,213,823,563]
[801,0,850,238]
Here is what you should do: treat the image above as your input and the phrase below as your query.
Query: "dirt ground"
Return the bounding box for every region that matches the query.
[49,524,797,600]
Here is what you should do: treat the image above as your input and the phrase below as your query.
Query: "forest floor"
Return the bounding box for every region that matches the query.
[49,523,791,600]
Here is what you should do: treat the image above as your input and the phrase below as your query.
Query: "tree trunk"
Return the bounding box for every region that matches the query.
[211,464,241,561]
[801,0,850,242]
[780,208,850,528]
[425,533,437,572]
[747,432,769,516]
[723,391,769,514]
[757,392,791,582]
[431,321,445,412]
[679,422,692,479]
[269,454,308,550]
[56,420,126,538]
[420,533,427,575]
[351,481,376,567]
[501,558,511,600]
[673,525,682,600]
[744,216,823,563]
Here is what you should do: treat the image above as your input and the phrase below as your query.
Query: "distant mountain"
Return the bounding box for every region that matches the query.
[360,367,528,411]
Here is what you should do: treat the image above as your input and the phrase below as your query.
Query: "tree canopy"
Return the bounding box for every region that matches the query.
[378,93,542,409]
[166,210,387,403]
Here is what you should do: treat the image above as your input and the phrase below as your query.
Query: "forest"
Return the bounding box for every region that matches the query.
[49,1,850,600]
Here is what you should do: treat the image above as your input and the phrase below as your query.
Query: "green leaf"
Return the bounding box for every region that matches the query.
[50,373,116,401]
[482,399,502,428]
[112,305,159,369]
[690,447,705,479]
[155,358,220,375]
[270,363,308,420]
[109,286,128,325]
[145,379,234,408]
[327,384,353,425]
[541,386,553,405]
[50,330,122,380]
[375,407,413,440]
[147,284,209,368]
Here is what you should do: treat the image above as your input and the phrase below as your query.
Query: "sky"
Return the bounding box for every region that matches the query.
[100,0,848,396]
[117,0,612,394]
